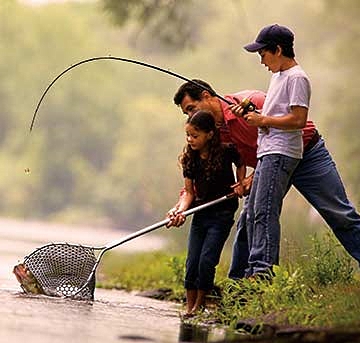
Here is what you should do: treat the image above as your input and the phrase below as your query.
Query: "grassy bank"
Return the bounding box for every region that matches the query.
[98,232,360,330]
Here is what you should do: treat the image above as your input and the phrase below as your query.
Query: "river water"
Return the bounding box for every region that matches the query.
[3,217,359,343]
[0,217,183,343]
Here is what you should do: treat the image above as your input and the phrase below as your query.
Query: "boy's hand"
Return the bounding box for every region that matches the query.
[244,112,269,133]
[243,111,263,126]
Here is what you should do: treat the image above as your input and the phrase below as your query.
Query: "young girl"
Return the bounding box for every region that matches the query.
[167,110,245,316]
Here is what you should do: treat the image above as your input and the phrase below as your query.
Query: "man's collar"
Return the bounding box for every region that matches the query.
[220,98,238,123]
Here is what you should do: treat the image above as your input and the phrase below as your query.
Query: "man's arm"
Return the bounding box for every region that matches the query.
[231,164,246,197]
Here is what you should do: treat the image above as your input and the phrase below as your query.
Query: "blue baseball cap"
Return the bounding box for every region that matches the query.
[244,24,294,52]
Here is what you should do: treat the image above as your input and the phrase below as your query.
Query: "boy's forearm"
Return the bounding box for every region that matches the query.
[262,106,308,129]
[262,113,307,129]
[243,105,308,130]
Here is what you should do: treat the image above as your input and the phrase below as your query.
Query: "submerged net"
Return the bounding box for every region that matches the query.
[24,243,98,300]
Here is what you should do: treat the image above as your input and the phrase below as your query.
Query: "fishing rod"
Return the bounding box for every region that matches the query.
[29,56,236,132]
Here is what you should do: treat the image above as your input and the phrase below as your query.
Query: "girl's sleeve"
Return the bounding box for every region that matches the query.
[183,166,193,179]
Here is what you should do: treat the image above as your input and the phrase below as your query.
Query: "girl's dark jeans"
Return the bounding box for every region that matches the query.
[185,207,235,291]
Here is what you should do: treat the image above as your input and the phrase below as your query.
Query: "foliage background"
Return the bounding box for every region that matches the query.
[1,0,359,253]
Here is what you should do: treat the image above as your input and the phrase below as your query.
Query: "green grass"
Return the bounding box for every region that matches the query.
[98,232,360,330]
[98,250,187,301]
[215,266,360,329]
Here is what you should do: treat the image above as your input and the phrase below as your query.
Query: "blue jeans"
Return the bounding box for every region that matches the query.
[292,139,360,262]
[228,197,249,279]
[185,208,235,291]
[229,138,360,278]
[246,154,300,276]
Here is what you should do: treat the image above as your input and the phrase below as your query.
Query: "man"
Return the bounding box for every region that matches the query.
[172,78,360,278]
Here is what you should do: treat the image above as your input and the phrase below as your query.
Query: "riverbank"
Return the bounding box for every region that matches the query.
[2,217,360,342]
[99,238,360,342]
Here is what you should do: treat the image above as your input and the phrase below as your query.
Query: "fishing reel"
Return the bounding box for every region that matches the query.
[239,98,257,115]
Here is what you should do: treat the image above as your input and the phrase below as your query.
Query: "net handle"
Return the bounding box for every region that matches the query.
[71,192,236,298]
[104,192,236,251]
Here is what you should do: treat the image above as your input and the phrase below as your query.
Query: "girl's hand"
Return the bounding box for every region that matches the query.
[166,208,186,228]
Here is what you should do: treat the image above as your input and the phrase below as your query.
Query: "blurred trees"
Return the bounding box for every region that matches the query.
[319,0,360,194]
[101,0,360,200]
[0,0,183,227]
[101,0,201,50]
[0,0,358,233]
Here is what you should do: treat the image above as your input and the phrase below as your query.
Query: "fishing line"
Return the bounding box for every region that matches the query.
[29,56,233,132]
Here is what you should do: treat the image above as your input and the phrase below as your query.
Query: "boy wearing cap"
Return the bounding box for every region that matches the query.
[230,24,311,277]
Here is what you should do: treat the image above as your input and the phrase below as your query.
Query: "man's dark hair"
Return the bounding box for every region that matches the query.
[173,79,216,105]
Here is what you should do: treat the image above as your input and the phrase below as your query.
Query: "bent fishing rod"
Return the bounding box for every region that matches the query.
[29,56,239,132]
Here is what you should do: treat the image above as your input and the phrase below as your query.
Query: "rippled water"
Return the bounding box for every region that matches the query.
[0,217,236,343]
[0,288,182,343]
[4,218,358,343]
[0,217,179,343]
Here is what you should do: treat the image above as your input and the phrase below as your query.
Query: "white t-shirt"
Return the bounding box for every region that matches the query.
[257,65,311,159]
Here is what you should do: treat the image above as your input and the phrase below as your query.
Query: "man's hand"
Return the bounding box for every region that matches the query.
[231,182,245,197]
[229,103,245,118]
[229,97,257,117]
[242,173,254,196]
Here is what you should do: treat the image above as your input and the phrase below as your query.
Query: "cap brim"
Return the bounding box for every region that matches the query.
[243,42,267,52]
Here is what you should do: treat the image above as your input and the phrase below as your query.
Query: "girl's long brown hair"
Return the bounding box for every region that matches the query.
[180,110,224,179]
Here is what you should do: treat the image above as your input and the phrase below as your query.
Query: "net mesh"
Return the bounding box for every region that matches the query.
[24,243,98,300]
